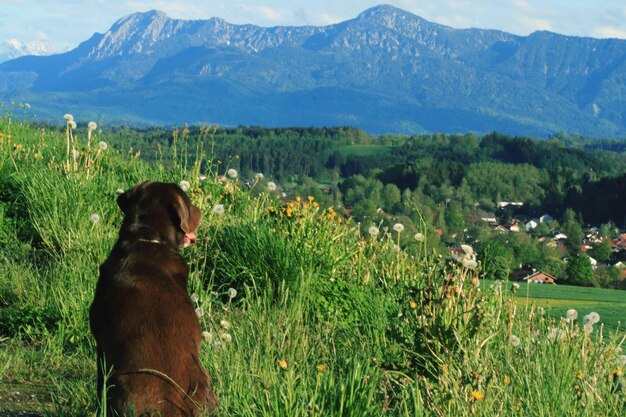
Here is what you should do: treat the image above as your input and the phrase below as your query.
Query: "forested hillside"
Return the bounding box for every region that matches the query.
[81,124,626,289]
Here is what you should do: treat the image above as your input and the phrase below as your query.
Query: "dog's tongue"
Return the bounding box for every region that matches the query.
[182,232,197,248]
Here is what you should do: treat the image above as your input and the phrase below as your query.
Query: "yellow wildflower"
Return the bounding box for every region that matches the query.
[503,376,511,386]
[576,371,584,380]
[409,300,417,309]
[471,391,484,401]
[316,364,326,373]
[278,358,288,370]
[308,195,314,202]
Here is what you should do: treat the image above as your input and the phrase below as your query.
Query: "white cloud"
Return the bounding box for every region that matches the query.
[257,6,284,23]
[592,26,626,39]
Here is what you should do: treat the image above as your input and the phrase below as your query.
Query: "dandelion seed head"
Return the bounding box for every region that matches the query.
[255,173,264,179]
[213,204,225,215]
[179,180,191,192]
[90,213,100,225]
[202,331,212,343]
[98,141,108,150]
[198,175,207,181]
[566,309,578,321]
[68,120,77,129]
[460,244,474,257]
[220,320,231,330]
[195,307,204,318]
[64,113,74,121]
[462,258,478,270]
[414,232,424,242]
[88,121,97,130]
[511,283,520,292]
[190,293,199,303]
[510,335,521,347]
[220,333,232,343]
[227,288,237,299]
[227,168,238,178]
[72,149,80,159]
[393,223,404,233]
[267,181,277,191]
[368,226,380,236]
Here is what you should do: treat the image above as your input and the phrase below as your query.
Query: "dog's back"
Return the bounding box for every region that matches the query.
[90,182,217,416]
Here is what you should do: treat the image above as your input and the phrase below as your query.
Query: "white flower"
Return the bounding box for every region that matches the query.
[566,309,578,321]
[68,120,77,130]
[115,188,124,194]
[220,333,232,343]
[72,149,80,160]
[179,180,191,192]
[462,258,478,270]
[584,323,594,335]
[90,213,100,225]
[227,288,237,299]
[88,121,97,130]
[510,335,521,347]
[220,320,231,330]
[190,293,199,303]
[212,204,225,215]
[368,226,380,236]
[98,141,108,150]
[195,307,204,318]
[255,173,264,179]
[461,244,474,257]
[583,312,600,325]
[414,232,424,242]
[202,331,213,343]
[393,223,404,233]
[227,168,238,178]
[64,113,74,121]
[511,283,520,291]
[267,181,277,191]
[198,175,207,181]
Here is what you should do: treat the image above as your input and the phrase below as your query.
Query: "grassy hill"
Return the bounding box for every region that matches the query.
[0,112,624,416]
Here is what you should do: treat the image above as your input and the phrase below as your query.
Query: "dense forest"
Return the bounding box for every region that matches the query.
[78,124,626,289]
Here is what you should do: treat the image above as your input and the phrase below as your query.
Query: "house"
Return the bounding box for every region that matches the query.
[481,216,498,225]
[523,271,557,284]
[539,214,553,224]
[497,201,524,208]
[525,220,538,231]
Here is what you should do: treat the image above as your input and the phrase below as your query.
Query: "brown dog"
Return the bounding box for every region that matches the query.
[90,181,217,416]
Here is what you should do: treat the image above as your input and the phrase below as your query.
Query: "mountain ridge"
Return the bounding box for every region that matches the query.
[1,4,626,136]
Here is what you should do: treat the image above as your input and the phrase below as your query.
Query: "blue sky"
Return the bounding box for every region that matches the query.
[2,0,626,51]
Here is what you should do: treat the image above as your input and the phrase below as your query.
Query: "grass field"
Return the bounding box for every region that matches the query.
[0,113,625,416]
[512,282,626,332]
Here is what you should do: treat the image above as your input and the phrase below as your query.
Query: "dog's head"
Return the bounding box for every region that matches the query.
[117,181,201,248]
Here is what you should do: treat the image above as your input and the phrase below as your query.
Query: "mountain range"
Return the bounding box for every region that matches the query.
[0,39,54,64]
[1,4,626,136]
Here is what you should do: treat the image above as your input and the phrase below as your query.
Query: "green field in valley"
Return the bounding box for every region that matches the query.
[512,282,626,332]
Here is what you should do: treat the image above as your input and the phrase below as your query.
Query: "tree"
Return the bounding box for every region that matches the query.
[479,242,512,281]
[562,208,584,253]
[589,240,612,263]
[565,252,594,284]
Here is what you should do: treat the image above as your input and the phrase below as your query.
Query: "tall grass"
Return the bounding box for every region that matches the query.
[0,111,624,416]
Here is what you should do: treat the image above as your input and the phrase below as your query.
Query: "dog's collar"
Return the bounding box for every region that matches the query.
[137,238,162,244]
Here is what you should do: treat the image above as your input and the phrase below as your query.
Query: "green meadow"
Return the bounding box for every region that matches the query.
[513,282,626,332]
[0,112,624,416]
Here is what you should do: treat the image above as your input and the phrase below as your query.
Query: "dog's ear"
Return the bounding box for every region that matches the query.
[170,190,202,234]
[117,181,153,214]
